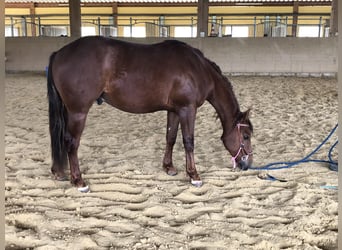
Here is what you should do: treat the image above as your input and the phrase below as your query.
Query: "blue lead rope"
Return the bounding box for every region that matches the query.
[250,124,338,171]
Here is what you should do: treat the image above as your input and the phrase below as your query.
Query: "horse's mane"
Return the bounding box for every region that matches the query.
[206,58,233,90]
[190,46,233,89]
[176,41,236,100]
[194,50,248,126]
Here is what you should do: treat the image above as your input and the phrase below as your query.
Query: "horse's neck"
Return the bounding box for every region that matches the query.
[208,78,240,134]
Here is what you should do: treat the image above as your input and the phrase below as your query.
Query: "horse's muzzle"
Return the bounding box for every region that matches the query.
[239,155,252,170]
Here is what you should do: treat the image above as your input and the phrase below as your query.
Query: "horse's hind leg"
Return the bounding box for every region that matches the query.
[65,111,89,192]
[51,162,68,181]
[163,111,179,176]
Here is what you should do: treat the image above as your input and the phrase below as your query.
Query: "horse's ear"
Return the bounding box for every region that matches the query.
[242,108,253,132]
[242,108,251,120]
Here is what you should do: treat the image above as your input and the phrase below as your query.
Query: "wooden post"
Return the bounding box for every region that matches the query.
[69,0,81,38]
[29,3,36,36]
[197,0,209,37]
[330,0,338,36]
[112,3,118,27]
[292,1,298,37]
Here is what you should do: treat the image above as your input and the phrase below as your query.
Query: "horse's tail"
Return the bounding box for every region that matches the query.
[47,52,68,171]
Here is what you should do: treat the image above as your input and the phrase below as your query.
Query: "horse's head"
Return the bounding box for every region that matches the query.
[222,109,253,170]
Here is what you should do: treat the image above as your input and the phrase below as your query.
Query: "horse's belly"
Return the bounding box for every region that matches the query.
[103,90,168,114]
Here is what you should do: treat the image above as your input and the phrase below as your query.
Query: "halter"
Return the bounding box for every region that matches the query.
[231,123,253,169]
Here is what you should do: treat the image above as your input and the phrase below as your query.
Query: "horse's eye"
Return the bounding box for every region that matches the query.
[243,134,250,140]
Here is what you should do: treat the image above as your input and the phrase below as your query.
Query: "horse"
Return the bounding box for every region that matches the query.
[47,36,253,192]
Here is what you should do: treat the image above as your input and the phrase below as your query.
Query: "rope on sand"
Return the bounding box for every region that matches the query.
[250,124,338,172]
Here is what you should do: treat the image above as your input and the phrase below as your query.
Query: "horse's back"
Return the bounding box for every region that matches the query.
[51,36,215,113]
[53,36,207,79]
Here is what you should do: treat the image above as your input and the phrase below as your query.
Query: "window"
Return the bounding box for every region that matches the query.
[81,26,96,37]
[5,26,19,37]
[298,26,322,37]
[174,26,197,38]
[41,26,67,36]
[225,26,249,37]
[123,26,146,38]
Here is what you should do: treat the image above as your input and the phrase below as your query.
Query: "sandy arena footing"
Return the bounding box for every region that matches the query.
[5,73,337,249]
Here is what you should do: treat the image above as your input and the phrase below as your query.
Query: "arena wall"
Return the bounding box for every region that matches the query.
[5,37,337,76]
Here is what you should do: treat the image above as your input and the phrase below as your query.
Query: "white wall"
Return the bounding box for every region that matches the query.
[5,37,337,76]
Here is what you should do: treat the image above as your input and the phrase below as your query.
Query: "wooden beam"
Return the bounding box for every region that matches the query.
[69,0,81,38]
[329,0,337,36]
[5,1,332,8]
[29,3,36,36]
[5,3,32,8]
[112,3,118,26]
[197,0,209,37]
[292,1,298,37]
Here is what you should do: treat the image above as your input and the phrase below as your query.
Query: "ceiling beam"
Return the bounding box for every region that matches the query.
[5,1,332,8]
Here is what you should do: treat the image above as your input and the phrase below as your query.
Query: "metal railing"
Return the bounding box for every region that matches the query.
[5,13,331,38]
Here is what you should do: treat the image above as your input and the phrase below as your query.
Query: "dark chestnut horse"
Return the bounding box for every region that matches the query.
[47,36,253,192]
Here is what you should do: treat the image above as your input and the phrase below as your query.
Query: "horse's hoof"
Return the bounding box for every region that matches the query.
[191,179,203,187]
[54,175,68,181]
[77,185,90,193]
[167,169,178,176]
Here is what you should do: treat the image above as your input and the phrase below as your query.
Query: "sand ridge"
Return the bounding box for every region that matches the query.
[5,73,337,249]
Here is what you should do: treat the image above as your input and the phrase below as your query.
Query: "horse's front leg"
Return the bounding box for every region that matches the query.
[65,111,89,192]
[179,106,202,187]
[163,111,179,176]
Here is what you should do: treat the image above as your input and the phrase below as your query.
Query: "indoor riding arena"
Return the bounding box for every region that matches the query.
[5,0,338,249]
